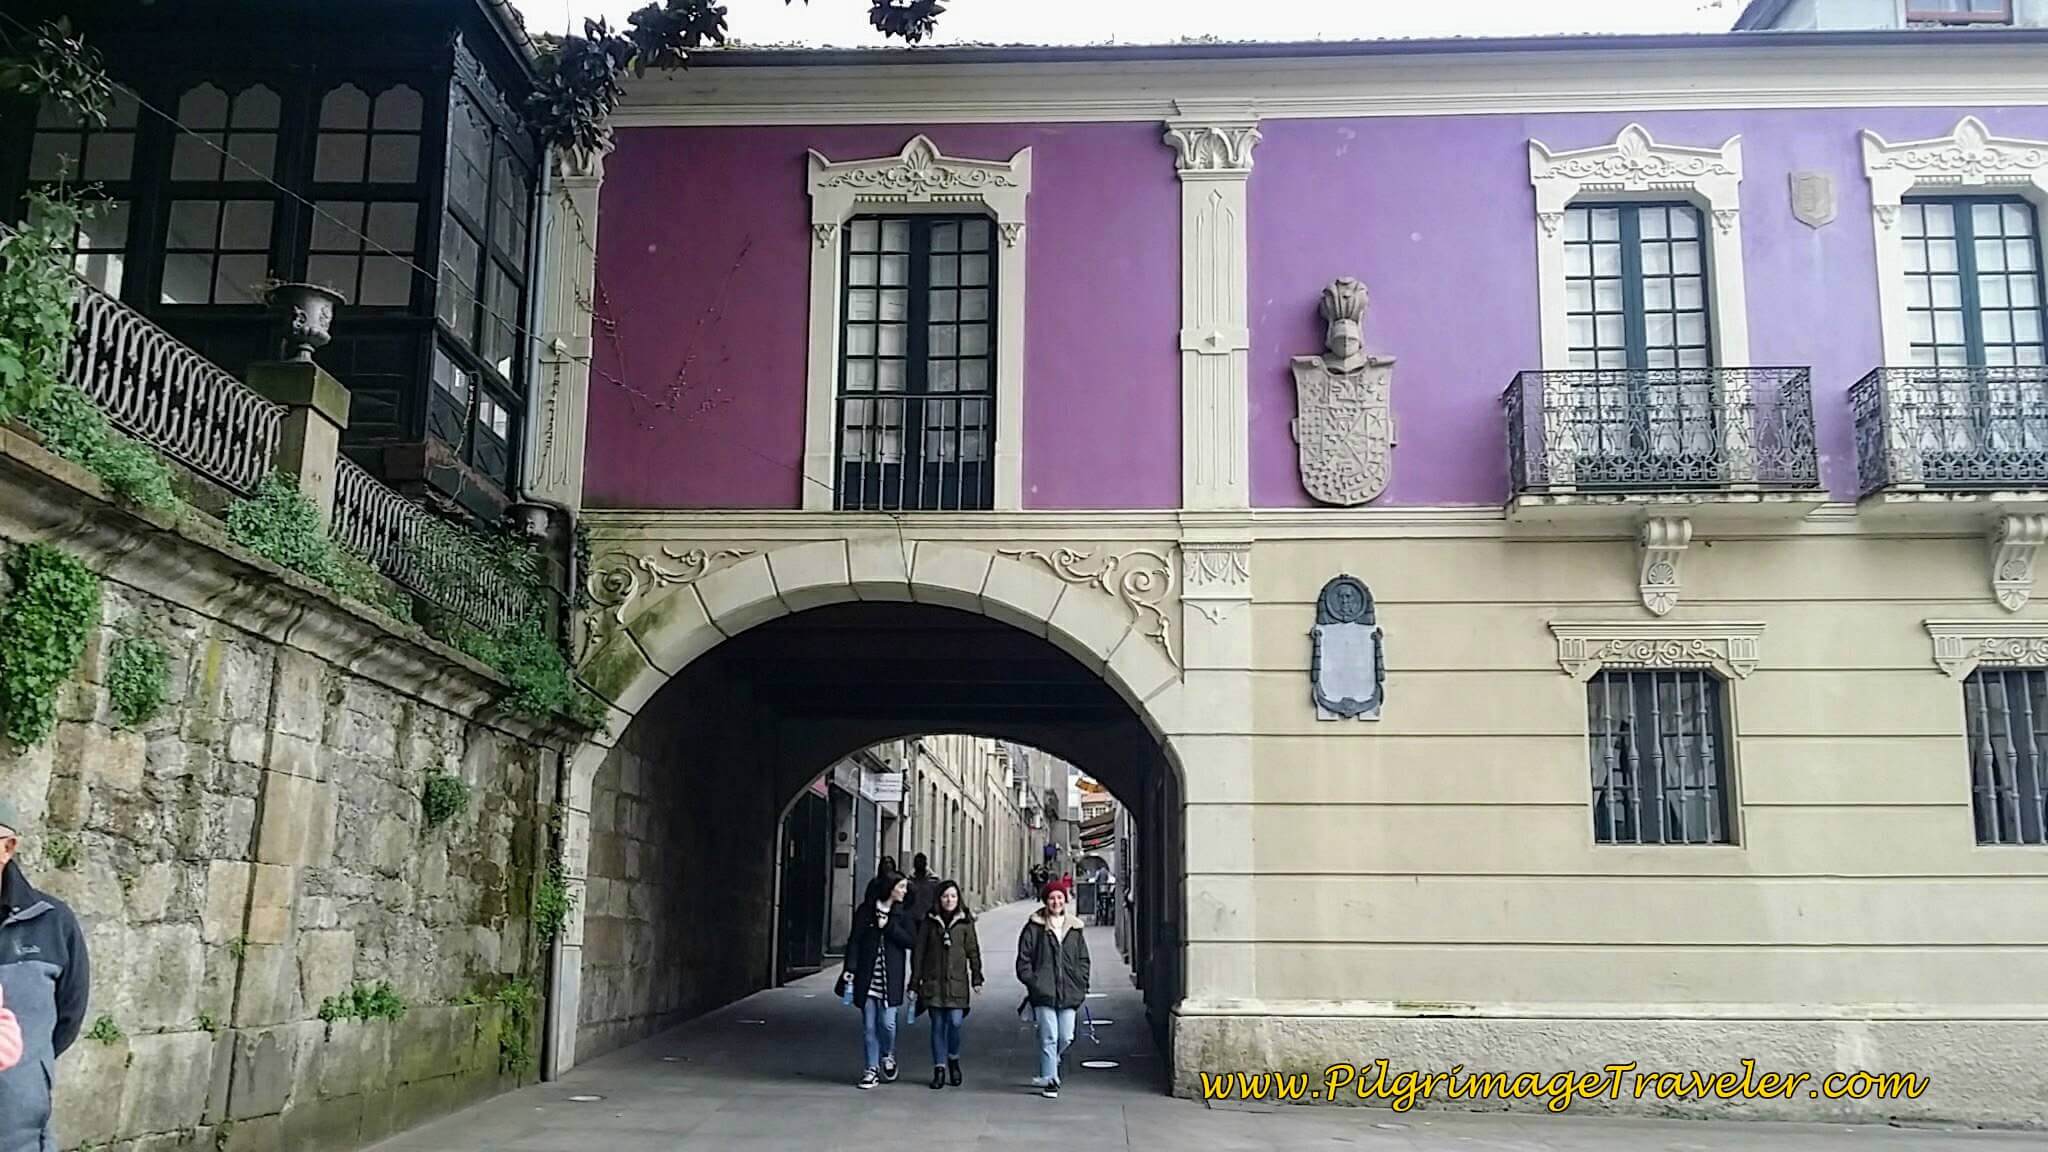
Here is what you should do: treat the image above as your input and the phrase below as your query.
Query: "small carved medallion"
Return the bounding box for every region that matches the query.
[1310,575,1385,721]
[1789,171,1836,229]
[1291,279,1396,506]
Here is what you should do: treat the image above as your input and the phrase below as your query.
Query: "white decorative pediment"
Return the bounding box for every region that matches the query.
[1860,117,2048,367]
[1862,116,2048,205]
[1550,621,1764,682]
[1528,125,1749,370]
[807,134,1032,227]
[1927,619,2048,679]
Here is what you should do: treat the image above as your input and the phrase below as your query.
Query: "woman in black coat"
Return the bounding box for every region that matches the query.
[911,880,983,1089]
[838,871,915,1088]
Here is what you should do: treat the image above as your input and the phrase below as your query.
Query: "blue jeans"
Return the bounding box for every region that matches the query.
[862,998,897,1070]
[928,1007,965,1066]
[1033,1006,1075,1083]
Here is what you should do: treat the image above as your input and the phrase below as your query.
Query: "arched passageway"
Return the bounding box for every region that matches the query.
[562,594,1186,1080]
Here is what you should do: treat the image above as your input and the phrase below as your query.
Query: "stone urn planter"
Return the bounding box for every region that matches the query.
[263,281,347,362]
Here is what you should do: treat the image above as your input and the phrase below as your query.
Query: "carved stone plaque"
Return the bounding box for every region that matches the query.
[1790,171,1836,229]
[1310,575,1385,721]
[1291,278,1396,506]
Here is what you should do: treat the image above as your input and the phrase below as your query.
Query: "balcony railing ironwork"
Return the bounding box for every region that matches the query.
[1850,366,2048,497]
[837,391,994,511]
[1505,367,1821,495]
[330,457,543,635]
[66,276,284,497]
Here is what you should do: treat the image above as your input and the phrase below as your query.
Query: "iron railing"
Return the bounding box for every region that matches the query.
[836,391,994,511]
[1587,668,1732,846]
[66,275,284,496]
[330,457,542,634]
[1505,367,1821,494]
[1850,366,2048,496]
[1963,667,2048,847]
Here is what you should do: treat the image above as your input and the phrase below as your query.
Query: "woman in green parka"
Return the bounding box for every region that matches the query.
[911,880,983,1090]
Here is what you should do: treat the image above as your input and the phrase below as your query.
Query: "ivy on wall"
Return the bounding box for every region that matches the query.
[226,474,412,622]
[0,542,101,747]
[106,633,167,727]
[421,770,470,829]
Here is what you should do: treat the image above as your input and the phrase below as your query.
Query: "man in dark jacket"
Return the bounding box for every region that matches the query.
[0,798,91,1152]
[904,854,939,923]
[1015,884,1090,1099]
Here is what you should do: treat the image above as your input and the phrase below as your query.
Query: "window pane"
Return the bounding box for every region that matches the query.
[322,84,371,128]
[213,255,268,304]
[366,202,417,251]
[81,133,134,182]
[315,133,367,182]
[235,85,281,128]
[171,134,224,181]
[368,135,418,183]
[167,201,220,248]
[161,254,211,304]
[221,201,273,249]
[179,83,229,129]
[374,85,423,129]
[225,132,276,180]
[307,254,357,297]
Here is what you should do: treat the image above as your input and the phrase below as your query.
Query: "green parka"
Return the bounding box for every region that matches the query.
[912,908,983,1011]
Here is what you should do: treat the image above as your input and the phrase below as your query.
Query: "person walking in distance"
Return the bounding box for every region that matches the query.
[1016,882,1090,1099]
[905,853,940,924]
[838,871,915,1089]
[912,880,983,1089]
[0,798,91,1151]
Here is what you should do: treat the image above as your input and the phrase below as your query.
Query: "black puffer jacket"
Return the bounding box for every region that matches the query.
[1015,908,1091,1010]
[841,901,916,1007]
[912,909,983,1011]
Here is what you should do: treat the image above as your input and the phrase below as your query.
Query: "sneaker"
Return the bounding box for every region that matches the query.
[948,1058,962,1087]
[858,1069,879,1090]
[1041,1080,1060,1099]
[1030,1076,1050,1089]
[930,1067,946,1090]
[881,1056,898,1083]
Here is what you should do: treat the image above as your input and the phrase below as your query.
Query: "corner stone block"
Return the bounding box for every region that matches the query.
[1174,734,1255,805]
[67,724,147,793]
[256,772,337,867]
[119,1031,220,1135]
[767,540,854,612]
[621,582,719,676]
[1180,669,1254,736]
[979,559,1064,637]
[1046,584,1134,672]
[576,627,661,714]
[201,861,255,944]
[228,1025,299,1120]
[1107,628,1180,708]
[265,732,323,781]
[1184,873,1256,943]
[244,864,297,945]
[694,552,785,639]
[232,941,299,1028]
[847,536,914,601]
[129,923,206,1030]
[52,1036,129,1147]
[909,543,993,612]
[273,647,327,741]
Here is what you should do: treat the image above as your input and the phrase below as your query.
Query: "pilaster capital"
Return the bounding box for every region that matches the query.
[1164,101,1262,178]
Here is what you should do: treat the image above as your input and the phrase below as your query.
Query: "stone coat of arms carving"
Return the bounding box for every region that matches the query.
[1789,171,1836,229]
[1291,278,1396,506]
[1310,575,1385,721]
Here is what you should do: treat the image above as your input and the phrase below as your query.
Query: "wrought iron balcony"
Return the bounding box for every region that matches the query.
[1505,367,1821,495]
[1850,366,2048,496]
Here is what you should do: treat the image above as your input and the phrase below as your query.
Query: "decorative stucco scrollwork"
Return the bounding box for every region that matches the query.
[1926,619,2048,679]
[577,546,755,660]
[1550,621,1764,682]
[1000,546,1178,665]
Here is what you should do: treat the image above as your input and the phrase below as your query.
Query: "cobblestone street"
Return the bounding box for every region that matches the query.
[368,902,2048,1152]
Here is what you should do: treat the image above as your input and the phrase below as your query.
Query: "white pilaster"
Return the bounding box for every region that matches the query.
[1166,104,1260,512]
[525,144,609,512]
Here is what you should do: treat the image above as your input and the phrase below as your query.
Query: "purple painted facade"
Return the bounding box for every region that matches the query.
[585,104,2048,509]
[584,122,1180,509]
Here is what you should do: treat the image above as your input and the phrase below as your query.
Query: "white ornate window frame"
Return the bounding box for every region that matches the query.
[1550,620,1764,682]
[803,135,1033,511]
[1926,618,2048,679]
[1528,124,1751,373]
[1860,116,2048,368]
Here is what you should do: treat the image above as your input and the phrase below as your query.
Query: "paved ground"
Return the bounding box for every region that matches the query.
[371,901,2048,1151]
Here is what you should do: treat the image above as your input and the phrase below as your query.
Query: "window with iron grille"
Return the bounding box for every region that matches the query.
[836,214,996,511]
[1901,198,2045,369]
[1962,668,2048,845]
[1587,669,1733,845]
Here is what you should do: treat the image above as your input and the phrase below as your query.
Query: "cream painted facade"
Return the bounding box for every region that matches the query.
[903,733,1037,911]
[534,33,2048,1127]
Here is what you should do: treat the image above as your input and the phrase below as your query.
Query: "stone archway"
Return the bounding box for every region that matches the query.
[545,539,1196,1077]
